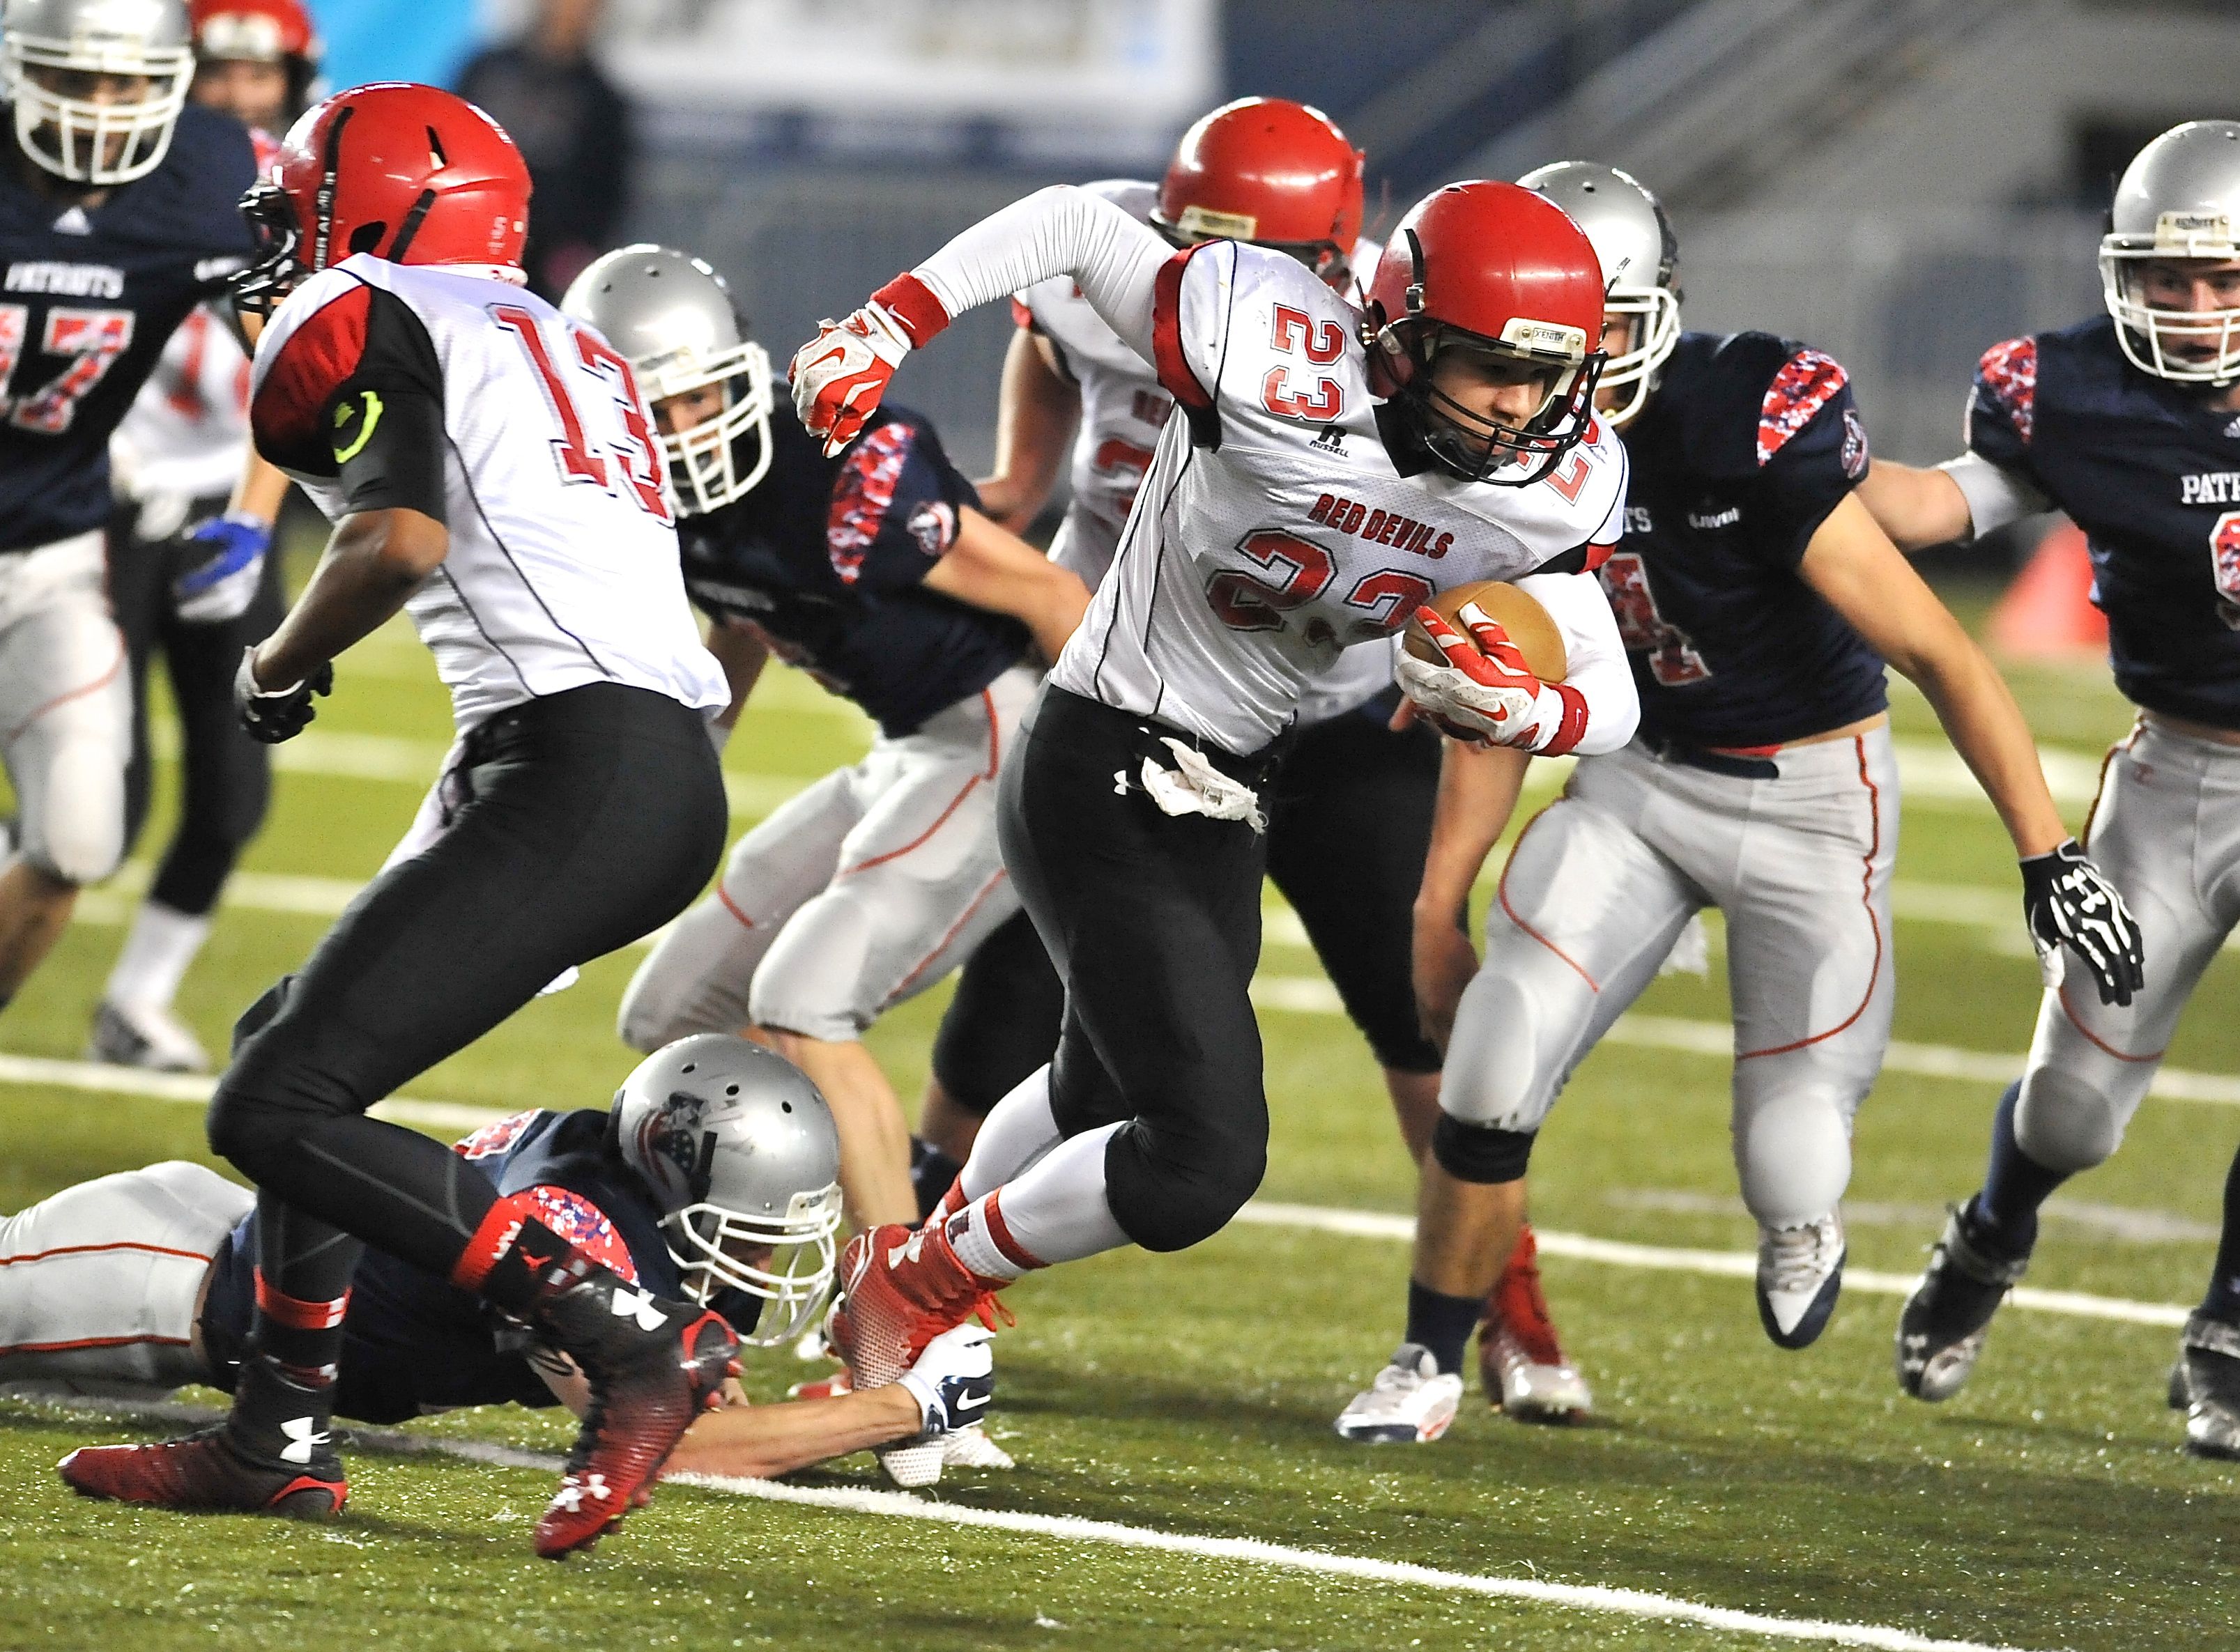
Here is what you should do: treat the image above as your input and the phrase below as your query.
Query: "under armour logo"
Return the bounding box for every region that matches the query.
[279,1416,330,1465]
[1113,769,1128,796]
[886,1230,926,1270]
[608,1285,666,1332]
[550,1472,613,1513]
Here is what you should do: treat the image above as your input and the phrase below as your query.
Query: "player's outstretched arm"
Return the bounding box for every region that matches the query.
[793,185,1167,454]
[1857,455,2048,554]
[1798,492,2142,1003]
[922,507,1094,663]
[976,328,1080,533]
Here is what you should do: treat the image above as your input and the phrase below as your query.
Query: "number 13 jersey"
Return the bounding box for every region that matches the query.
[250,254,726,732]
[1047,238,1628,754]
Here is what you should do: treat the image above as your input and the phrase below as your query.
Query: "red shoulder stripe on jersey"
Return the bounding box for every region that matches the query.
[1756,349,1848,466]
[1151,245,1217,411]
[251,282,372,459]
[1977,336,2037,445]
[828,420,916,585]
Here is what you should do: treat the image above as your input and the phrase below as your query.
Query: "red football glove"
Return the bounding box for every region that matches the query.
[1394,603,1588,754]
[787,274,952,457]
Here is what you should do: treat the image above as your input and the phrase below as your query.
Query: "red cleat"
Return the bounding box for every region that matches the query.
[59,1426,346,1519]
[1480,1223,1593,1423]
[787,1368,854,1402]
[529,1273,739,1560]
[828,1222,1009,1391]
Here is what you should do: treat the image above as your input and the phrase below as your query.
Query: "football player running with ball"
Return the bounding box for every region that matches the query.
[921,96,1593,1422]
[1862,121,2240,1457]
[1335,164,2140,1444]
[59,86,741,1559]
[4,1040,996,1479]
[790,176,1643,1421]
[562,245,1089,1235]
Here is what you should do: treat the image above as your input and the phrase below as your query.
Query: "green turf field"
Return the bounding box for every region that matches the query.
[0,576,2230,1651]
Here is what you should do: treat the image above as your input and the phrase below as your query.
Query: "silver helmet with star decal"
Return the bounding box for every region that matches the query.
[2100,121,2240,387]
[1516,161,1680,426]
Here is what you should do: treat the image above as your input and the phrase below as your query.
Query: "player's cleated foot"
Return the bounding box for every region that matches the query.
[59,1424,346,1518]
[1756,1212,1846,1350]
[1480,1225,1592,1423]
[827,1222,1009,1393]
[1895,1201,2030,1401]
[528,1266,739,1560]
[2170,1357,2192,1412]
[86,998,210,1074]
[940,1423,1015,1470]
[1334,1344,1465,1443]
[2179,1313,2240,1461]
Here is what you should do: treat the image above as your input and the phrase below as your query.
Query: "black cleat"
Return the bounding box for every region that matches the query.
[2179,1313,2240,1462]
[1896,1201,2030,1401]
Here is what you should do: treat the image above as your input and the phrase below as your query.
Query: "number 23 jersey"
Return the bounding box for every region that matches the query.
[250,254,726,732]
[1047,238,1627,754]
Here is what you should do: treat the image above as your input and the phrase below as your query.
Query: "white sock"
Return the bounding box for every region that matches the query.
[104,900,212,1011]
[949,1122,1130,1272]
[958,1065,1064,1202]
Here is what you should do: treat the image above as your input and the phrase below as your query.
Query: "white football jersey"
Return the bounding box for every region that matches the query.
[112,302,252,507]
[251,256,726,733]
[1045,240,1627,753]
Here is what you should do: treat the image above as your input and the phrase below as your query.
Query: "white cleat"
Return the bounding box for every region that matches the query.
[87,998,210,1074]
[939,1424,1015,1470]
[876,1438,947,1488]
[1334,1344,1465,1443]
[1756,1212,1846,1350]
[1486,1323,1594,1422]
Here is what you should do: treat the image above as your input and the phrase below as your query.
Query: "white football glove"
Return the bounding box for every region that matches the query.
[788,299,914,458]
[1395,603,1571,751]
[896,1321,995,1439]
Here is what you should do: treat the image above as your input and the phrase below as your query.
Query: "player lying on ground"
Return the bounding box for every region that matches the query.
[1859,119,2240,1460]
[788,177,1643,1429]
[562,246,1089,1244]
[921,95,1589,1423]
[4,1038,995,1479]
[1333,163,2142,1444]
[60,84,744,1560]
[0,0,264,1021]
[93,0,321,1074]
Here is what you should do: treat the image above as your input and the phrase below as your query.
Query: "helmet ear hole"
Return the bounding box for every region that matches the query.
[347,221,387,256]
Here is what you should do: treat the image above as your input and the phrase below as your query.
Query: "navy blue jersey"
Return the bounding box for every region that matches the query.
[206,1110,684,1424]
[0,106,256,551]
[1598,330,1885,749]
[680,402,1027,737]
[1967,317,2240,727]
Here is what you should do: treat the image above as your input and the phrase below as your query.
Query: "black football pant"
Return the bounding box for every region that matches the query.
[933,690,1443,1118]
[206,682,727,1311]
[999,686,1272,1253]
[109,497,287,916]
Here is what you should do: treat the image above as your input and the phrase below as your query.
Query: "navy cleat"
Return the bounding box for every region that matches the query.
[1756,1212,1845,1350]
[1896,1201,2030,1400]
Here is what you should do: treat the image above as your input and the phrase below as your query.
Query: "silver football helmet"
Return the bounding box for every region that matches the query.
[3,0,193,186]
[1516,161,1680,426]
[2100,121,2240,386]
[610,1034,843,1346]
[561,243,774,516]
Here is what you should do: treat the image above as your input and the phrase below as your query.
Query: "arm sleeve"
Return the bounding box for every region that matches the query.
[1958,335,2052,532]
[1938,449,2050,539]
[827,415,976,593]
[1514,569,1639,757]
[1750,350,1872,566]
[900,185,1169,366]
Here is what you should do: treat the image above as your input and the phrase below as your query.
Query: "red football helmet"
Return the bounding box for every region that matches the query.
[1151,97,1364,286]
[190,0,323,126]
[235,82,532,314]
[1360,180,1608,485]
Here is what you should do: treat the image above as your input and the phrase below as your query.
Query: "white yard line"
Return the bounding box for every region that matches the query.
[29,1397,2031,1652]
[0,1053,2198,1331]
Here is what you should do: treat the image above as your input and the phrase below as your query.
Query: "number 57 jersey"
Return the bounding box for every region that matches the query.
[1047,238,1629,754]
[250,254,726,731]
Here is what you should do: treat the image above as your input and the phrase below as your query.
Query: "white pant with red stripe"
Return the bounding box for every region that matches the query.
[1443,725,1899,1227]
[0,1160,247,1396]
[0,531,131,883]
[619,664,1038,1048]
[2013,716,2240,1172]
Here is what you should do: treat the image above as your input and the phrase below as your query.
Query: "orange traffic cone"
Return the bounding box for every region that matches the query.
[1988,523,2106,657]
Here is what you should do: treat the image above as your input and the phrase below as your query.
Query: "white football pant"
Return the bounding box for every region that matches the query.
[1443,727,1900,1227]
[620,664,1038,1047]
[2012,718,2240,1172]
[0,532,131,884]
[0,1160,247,1395]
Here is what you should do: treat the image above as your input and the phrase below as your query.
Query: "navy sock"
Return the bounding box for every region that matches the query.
[2200,1143,2240,1324]
[1406,1279,1485,1377]
[1973,1081,2068,1258]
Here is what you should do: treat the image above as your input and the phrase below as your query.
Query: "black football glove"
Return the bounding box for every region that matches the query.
[2020,839,2144,1007]
[234,647,332,745]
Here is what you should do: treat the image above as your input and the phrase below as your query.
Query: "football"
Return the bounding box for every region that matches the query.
[1400,580,1569,681]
